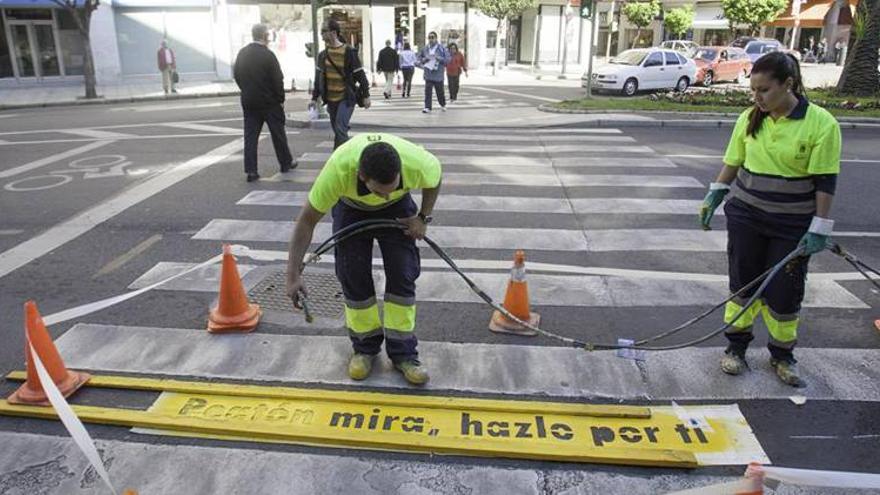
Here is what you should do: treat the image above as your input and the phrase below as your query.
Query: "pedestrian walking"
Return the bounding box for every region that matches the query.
[377,40,399,100]
[417,31,450,113]
[157,40,177,94]
[699,52,841,388]
[233,23,296,182]
[286,133,443,385]
[313,19,371,149]
[445,43,467,103]
[399,42,417,98]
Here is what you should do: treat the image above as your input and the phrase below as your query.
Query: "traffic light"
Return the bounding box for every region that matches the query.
[579,2,592,19]
[305,42,314,58]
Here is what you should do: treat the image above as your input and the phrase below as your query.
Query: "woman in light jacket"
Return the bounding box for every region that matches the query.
[398,42,417,99]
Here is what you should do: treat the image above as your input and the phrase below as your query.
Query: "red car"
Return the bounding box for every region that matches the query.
[693,46,753,86]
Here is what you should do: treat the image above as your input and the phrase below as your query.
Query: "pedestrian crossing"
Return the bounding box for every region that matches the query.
[368,91,534,110]
[18,126,879,489]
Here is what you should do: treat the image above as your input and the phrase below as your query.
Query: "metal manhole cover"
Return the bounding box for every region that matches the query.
[248,270,345,317]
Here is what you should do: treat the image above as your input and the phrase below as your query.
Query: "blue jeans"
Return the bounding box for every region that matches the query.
[327,99,355,149]
[424,80,446,110]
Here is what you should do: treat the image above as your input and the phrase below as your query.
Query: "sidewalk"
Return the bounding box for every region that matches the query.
[0,79,241,110]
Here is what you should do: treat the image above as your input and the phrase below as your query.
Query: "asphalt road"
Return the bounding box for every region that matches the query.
[0,90,878,493]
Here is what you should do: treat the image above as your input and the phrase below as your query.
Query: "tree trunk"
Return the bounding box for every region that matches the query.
[822,0,846,63]
[82,36,98,99]
[69,6,99,99]
[837,0,880,95]
[632,28,641,48]
[493,17,503,75]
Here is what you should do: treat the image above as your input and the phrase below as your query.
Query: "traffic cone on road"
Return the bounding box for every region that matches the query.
[874,319,880,334]
[489,250,540,336]
[207,244,261,333]
[8,301,90,406]
[396,74,402,91]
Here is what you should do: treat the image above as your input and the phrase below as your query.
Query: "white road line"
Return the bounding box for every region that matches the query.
[0,132,294,146]
[164,122,241,134]
[132,260,865,309]
[0,229,24,235]
[0,117,242,136]
[108,101,236,112]
[238,191,707,215]
[0,113,20,119]
[297,152,677,168]
[353,131,637,143]
[61,129,134,139]
[277,169,703,188]
[55,324,880,401]
[468,85,560,103]
[194,220,718,252]
[0,139,245,280]
[128,261,258,292]
[0,140,114,179]
[316,141,655,153]
[185,248,880,283]
[665,153,880,164]
[0,432,789,494]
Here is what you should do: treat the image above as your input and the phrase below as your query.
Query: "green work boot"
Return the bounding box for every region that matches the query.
[720,351,748,376]
[394,360,429,385]
[771,359,806,388]
[348,353,374,381]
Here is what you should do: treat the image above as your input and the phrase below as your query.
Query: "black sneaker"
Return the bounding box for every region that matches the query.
[280,161,298,174]
[246,173,260,182]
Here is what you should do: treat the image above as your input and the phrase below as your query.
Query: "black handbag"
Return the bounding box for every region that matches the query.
[171,70,179,83]
[326,49,366,108]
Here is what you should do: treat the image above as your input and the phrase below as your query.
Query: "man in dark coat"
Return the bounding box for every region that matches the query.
[233,24,296,182]
[376,40,399,99]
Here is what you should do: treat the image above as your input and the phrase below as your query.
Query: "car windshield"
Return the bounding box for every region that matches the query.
[694,49,717,60]
[731,38,751,48]
[611,50,647,65]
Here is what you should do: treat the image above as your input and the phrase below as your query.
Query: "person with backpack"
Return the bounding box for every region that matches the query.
[376,40,399,100]
[312,19,371,149]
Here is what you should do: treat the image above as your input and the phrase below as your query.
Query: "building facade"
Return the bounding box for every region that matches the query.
[0,0,596,88]
[0,0,855,88]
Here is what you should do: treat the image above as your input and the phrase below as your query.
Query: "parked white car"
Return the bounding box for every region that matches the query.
[582,48,697,96]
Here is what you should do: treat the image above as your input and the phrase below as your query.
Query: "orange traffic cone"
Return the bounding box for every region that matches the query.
[489,250,540,336]
[396,74,402,91]
[207,244,261,333]
[8,301,90,406]
[874,319,880,333]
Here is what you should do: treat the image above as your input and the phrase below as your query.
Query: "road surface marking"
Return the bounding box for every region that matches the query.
[0,140,113,179]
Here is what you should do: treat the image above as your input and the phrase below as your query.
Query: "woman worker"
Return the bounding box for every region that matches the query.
[699,51,842,388]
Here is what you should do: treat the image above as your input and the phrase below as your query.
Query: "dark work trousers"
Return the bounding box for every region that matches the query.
[448,75,460,101]
[243,104,293,175]
[332,195,421,363]
[724,200,811,363]
[401,68,414,97]
[424,79,446,110]
[327,98,355,150]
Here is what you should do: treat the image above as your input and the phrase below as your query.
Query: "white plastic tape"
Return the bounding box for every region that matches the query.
[29,340,117,495]
[763,466,880,489]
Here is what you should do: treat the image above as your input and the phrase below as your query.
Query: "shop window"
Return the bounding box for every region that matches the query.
[0,14,14,77]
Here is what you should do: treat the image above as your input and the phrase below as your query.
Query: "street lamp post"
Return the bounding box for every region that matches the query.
[560,1,573,78]
[585,0,598,98]
[311,0,328,118]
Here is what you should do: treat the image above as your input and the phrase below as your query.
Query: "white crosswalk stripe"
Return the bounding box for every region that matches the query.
[296,152,679,168]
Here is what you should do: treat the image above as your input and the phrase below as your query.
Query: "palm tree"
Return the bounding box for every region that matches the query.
[836,0,880,95]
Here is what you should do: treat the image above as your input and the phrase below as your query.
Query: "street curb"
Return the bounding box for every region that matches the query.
[537,104,880,129]
[0,90,243,111]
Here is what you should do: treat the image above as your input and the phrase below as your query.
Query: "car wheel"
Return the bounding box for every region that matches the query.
[622,78,638,97]
[703,71,713,87]
[675,76,689,92]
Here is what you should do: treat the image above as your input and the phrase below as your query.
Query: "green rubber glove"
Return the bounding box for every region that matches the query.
[798,216,834,256]
[699,183,730,231]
